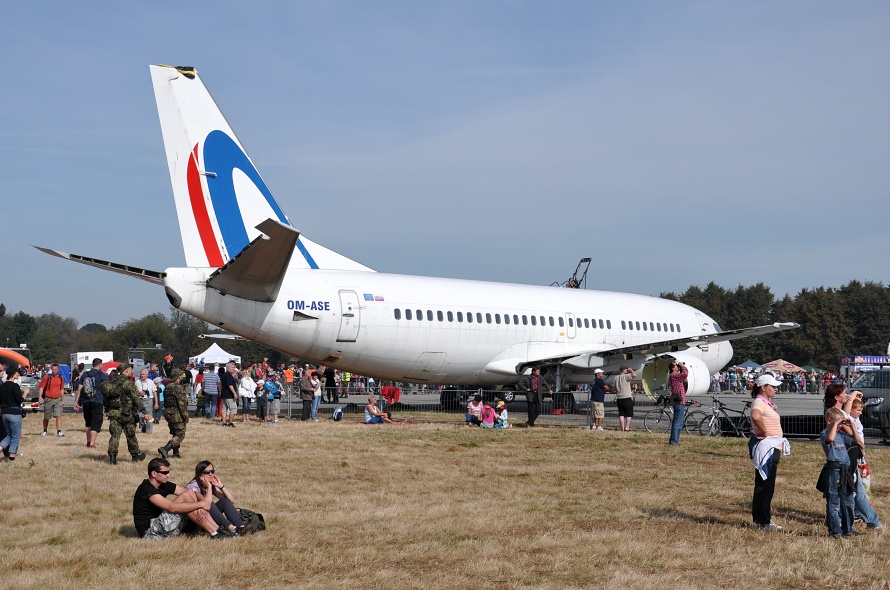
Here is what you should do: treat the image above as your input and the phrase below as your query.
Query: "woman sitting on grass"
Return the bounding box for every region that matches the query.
[365,395,400,424]
[186,460,248,536]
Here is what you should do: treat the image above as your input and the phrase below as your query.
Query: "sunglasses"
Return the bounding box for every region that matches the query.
[203,469,215,474]
[157,470,171,475]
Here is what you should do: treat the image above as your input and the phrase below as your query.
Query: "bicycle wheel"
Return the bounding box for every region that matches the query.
[738,415,753,438]
[684,410,707,435]
[644,408,672,434]
[698,415,721,437]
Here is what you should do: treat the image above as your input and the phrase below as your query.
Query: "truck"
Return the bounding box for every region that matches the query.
[70,351,114,373]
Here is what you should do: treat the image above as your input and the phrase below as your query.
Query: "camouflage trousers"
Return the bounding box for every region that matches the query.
[164,415,187,449]
[108,416,141,457]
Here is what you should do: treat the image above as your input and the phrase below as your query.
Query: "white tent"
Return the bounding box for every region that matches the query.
[188,343,241,366]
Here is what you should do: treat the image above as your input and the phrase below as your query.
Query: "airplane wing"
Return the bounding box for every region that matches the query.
[206,219,299,302]
[485,322,800,375]
[33,246,165,285]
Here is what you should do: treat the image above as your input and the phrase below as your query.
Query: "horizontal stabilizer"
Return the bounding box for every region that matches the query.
[205,219,298,302]
[33,246,165,285]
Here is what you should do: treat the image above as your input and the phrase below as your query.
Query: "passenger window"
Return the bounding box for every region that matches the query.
[635,321,640,330]
[476,313,483,323]
[677,324,681,333]
[522,315,528,325]
[504,314,510,325]
[437,310,443,321]
[447,311,453,322]
[467,312,474,324]
[417,309,422,321]
[649,322,654,331]
[531,316,537,326]
[599,319,604,329]
[457,311,463,322]
[406,309,413,320]
[540,316,545,326]
[669,323,674,332]
[394,309,401,320]
[495,314,501,324]
[606,320,611,329]
[621,320,625,330]
[427,310,433,321]
[656,323,661,332]
[486,313,492,324]
[566,317,571,327]
[585,319,590,328]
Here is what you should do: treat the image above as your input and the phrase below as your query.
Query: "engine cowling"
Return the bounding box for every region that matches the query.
[668,353,712,396]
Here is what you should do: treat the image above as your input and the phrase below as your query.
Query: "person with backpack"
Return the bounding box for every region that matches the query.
[158,369,190,460]
[38,363,66,437]
[74,358,109,450]
[105,364,149,464]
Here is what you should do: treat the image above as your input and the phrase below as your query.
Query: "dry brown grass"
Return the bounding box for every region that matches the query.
[2,417,890,589]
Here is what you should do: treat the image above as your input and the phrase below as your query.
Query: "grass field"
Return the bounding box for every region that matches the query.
[2,416,889,589]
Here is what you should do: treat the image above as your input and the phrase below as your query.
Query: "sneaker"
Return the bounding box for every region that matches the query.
[761,523,783,532]
[867,523,884,530]
[210,532,233,540]
[843,531,863,537]
[57,431,64,437]
[42,431,48,436]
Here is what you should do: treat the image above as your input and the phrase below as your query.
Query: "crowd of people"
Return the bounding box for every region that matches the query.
[711,367,839,394]
[3,354,887,540]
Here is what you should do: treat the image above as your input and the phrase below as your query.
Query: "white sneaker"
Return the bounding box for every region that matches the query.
[57,431,64,437]
[42,431,47,437]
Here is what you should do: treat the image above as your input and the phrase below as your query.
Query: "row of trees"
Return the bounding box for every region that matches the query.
[2,279,888,371]
[0,304,286,370]
[662,280,890,369]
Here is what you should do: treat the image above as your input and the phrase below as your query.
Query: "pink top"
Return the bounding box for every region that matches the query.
[752,397,782,438]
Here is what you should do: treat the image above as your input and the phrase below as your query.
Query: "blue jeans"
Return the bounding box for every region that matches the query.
[855,473,881,526]
[205,394,218,417]
[1,413,23,454]
[669,403,685,445]
[311,396,321,420]
[826,468,855,535]
[241,397,252,415]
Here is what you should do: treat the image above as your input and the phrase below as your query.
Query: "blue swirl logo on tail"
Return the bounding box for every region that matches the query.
[201,130,318,268]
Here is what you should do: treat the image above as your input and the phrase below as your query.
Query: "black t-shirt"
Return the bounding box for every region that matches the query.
[221,372,238,399]
[324,367,336,388]
[133,479,176,537]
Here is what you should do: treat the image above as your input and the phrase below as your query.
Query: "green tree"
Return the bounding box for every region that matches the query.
[781,287,851,368]
[839,280,890,356]
[167,309,209,365]
[29,327,63,365]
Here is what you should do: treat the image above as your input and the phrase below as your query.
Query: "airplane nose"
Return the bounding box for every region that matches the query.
[717,340,733,371]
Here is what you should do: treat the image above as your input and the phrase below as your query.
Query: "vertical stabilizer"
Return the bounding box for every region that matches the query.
[150,65,373,271]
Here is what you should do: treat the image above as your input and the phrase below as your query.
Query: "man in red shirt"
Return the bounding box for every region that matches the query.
[38,363,66,437]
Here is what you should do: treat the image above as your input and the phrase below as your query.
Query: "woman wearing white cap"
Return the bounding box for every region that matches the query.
[748,372,789,532]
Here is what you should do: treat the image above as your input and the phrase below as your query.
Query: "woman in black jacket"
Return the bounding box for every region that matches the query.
[1,364,27,461]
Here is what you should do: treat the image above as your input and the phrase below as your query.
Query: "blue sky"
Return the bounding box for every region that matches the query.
[2,2,888,328]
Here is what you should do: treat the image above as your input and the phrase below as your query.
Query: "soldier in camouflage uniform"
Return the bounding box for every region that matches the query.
[105,364,149,464]
[158,369,190,459]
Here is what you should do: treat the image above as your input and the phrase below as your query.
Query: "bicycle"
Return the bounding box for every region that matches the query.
[697,394,753,437]
[643,395,705,435]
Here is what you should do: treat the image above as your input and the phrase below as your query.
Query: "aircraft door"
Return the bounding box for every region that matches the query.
[565,313,576,339]
[337,290,361,342]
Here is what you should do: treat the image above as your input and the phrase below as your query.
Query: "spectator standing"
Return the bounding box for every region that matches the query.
[1,365,26,461]
[201,365,220,420]
[310,369,322,422]
[589,369,607,431]
[299,367,314,421]
[238,370,256,423]
[220,362,239,428]
[518,367,551,427]
[74,358,108,451]
[38,363,66,437]
[667,362,688,445]
[612,366,636,431]
[135,369,158,434]
[818,408,859,538]
[748,373,789,532]
[324,366,338,403]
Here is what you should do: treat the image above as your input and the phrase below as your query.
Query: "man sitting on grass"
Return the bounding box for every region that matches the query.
[132,457,233,540]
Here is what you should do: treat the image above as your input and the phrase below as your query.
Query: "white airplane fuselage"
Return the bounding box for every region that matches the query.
[165,267,732,385]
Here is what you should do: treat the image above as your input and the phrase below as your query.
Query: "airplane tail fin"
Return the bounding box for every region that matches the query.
[150,65,372,271]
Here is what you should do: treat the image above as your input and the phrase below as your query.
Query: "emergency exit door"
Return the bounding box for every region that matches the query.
[337,290,361,342]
